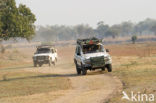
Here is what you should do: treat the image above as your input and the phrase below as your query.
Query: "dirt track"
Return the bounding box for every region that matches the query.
[26,59,122,103]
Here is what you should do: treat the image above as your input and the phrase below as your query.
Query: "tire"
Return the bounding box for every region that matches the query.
[81,64,87,75]
[53,61,56,66]
[34,62,37,67]
[75,62,81,75]
[101,67,105,71]
[106,64,112,72]
[39,63,42,67]
[49,59,52,67]
[55,58,57,62]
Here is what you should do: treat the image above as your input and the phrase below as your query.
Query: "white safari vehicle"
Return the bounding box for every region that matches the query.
[74,37,112,75]
[33,45,57,67]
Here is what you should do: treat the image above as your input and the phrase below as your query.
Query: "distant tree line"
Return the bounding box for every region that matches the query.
[34,18,156,42]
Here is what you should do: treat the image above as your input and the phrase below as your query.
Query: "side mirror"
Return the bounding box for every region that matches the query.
[106,49,110,52]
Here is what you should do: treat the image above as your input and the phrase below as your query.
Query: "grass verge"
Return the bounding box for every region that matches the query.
[107,56,156,103]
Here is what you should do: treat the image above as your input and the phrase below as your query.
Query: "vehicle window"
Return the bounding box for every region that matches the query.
[77,46,81,55]
[37,48,50,53]
[75,47,78,53]
[83,44,104,54]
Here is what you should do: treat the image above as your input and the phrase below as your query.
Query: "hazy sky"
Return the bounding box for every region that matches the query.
[16,0,156,27]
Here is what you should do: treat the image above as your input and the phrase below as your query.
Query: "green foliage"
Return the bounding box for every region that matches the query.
[0,0,36,41]
[131,35,137,44]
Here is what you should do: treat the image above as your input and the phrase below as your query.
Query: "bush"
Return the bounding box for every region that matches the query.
[131,35,137,44]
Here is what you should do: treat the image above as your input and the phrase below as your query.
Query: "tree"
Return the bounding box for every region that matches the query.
[151,24,156,35]
[120,21,134,36]
[131,35,137,44]
[18,4,36,40]
[0,0,36,41]
[134,18,156,35]
[75,24,94,38]
[109,25,121,38]
[96,21,109,37]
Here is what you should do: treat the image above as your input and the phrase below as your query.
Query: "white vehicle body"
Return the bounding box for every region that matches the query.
[33,46,57,67]
[33,52,57,62]
[74,43,112,67]
[74,38,112,75]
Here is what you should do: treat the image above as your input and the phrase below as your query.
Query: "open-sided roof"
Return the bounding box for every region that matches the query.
[77,37,102,45]
[37,45,55,49]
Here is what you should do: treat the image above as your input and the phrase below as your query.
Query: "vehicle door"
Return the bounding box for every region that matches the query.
[75,46,82,66]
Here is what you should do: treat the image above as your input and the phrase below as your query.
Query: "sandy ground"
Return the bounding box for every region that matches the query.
[0,46,123,103]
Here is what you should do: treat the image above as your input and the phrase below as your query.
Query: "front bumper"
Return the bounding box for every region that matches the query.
[33,56,50,64]
[33,59,50,64]
[83,56,112,69]
[83,64,104,70]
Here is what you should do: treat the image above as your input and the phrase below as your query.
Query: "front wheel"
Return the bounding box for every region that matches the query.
[39,63,42,67]
[75,62,81,75]
[49,59,52,67]
[55,58,57,62]
[81,64,87,75]
[53,61,56,66]
[106,64,112,72]
[33,62,37,67]
[101,67,105,71]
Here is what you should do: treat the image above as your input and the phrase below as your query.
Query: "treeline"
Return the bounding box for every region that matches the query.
[34,18,156,42]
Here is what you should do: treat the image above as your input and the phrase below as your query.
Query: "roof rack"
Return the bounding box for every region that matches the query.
[36,44,55,49]
[77,37,102,45]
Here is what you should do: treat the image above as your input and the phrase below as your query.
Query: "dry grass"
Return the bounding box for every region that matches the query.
[0,48,35,69]
[0,45,73,103]
[0,71,71,99]
[105,43,156,103]
[105,42,156,56]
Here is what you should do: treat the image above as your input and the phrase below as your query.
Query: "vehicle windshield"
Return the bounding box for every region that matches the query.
[36,48,50,54]
[82,44,104,54]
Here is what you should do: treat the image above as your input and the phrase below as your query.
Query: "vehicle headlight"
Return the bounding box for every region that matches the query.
[104,56,111,61]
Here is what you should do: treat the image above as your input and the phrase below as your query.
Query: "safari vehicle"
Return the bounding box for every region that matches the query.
[74,37,112,75]
[33,45,57,67]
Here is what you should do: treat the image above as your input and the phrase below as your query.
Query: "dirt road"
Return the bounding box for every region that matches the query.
[0,46,122,103]
[26,59,122,103]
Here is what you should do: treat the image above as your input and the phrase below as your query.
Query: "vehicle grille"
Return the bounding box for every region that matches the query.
[90,56,105,68]
[37,56,45,60]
